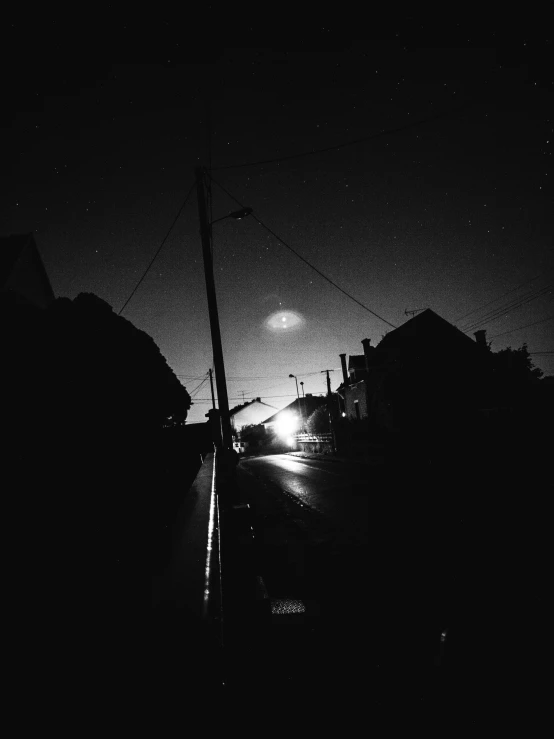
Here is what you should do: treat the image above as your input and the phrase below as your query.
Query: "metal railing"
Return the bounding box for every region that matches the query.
[294,433,333,442]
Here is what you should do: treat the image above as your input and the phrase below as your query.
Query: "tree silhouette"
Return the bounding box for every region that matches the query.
[491,343,543,382]
[306,405,330,434]
[22,292,194,578]
[487,343,543,408]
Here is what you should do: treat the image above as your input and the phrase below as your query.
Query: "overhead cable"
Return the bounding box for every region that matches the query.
[461,284,552,333]
[211,103,473,172]
[118,182,196,316]
[454,268,553,323]
[208,174,397,329]
[489,314,554,339]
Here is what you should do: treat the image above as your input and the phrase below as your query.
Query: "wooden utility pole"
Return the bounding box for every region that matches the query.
[195,167,233,454]
[208,368,216,410]
[322,369,333,397]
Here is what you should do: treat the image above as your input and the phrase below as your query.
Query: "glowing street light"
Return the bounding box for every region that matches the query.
[274,411,299,439]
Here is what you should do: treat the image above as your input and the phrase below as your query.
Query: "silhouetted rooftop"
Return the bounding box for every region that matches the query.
[261,395,327,425]
[376,308,476,352]
[0,233,55,307]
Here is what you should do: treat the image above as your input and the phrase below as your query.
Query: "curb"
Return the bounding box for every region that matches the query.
[285,451,384,466]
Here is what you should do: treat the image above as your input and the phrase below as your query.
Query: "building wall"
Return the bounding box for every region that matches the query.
[344,381,369,420]
[231,402,276,432]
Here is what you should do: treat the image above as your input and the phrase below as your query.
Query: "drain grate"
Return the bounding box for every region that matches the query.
[270,598,306,616]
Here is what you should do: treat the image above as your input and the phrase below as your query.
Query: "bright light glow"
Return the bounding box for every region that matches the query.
[274,411,299,438]
[285,436,294,446]
[265,310,304,332]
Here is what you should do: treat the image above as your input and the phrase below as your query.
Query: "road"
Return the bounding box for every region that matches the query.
[238,452,548,714]
[237,453,456,708]
[241,453,370,543]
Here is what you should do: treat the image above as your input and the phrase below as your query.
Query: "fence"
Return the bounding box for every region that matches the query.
[294,432,333,453]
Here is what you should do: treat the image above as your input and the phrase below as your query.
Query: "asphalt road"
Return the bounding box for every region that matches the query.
[237,453,458,711]
[237,451,550,717]
[241,453,370,541]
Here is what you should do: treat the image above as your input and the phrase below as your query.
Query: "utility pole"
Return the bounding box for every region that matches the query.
[195,166,233,455]
[322,369,333,397]
[208,368,216,410]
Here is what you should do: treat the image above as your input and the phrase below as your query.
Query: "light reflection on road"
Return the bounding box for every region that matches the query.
[242,454,368,526]
[259,456,344,478]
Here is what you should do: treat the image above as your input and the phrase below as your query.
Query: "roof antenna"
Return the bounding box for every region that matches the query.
[404,308,426,317]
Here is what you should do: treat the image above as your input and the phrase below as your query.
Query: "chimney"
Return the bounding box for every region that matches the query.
[339,353,349,385]
[361,338,372,373]
[255,397,261,401]
[474,330,487,348]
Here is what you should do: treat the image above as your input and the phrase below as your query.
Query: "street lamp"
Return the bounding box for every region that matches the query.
[289,373,304,429]
[210,207,253,226]
[288,373,300,400]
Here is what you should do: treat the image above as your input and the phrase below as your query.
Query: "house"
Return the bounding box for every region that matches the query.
[230,397,278,434]
[261,394,328,434]
[337,309,488,435]
[0,233,55,309]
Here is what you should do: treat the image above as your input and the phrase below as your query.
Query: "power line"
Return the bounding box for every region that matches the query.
[192,392,326,402]
[489,314,554,339]
[461,284,552,333]
[211,103,472,172]
[208,174,397,329]
[189,374,210,398]
[460,283,553,331]
[454,268,553,324]
[117,182,196,316]
[178,369,338,381]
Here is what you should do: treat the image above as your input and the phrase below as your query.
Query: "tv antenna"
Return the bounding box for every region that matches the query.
[404,308,426,317]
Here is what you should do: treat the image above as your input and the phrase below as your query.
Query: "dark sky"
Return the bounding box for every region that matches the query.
[4,19,553,423]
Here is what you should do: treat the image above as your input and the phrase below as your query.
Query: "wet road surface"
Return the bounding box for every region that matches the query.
[235,454,453,712]
[234,453,549,717]
[241,453,369,540]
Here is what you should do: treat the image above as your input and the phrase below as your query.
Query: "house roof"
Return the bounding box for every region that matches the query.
[0,234,33,286]
[376,308,476,353]
[261,395,327,425]
[336,310,478,392]
[229,398,277,416]
[0,233,55,307]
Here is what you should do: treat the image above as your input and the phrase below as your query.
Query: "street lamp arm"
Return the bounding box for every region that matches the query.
[210,208,253,226]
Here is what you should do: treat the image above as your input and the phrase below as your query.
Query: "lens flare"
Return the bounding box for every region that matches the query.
[274,411,299,438]
[265,310,304,332]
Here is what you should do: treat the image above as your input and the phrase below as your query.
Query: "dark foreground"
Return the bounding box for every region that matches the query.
[225,447,549,722]
[6,433,549,728]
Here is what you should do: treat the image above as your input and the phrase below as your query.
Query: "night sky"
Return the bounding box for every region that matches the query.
[4,20,553,424]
